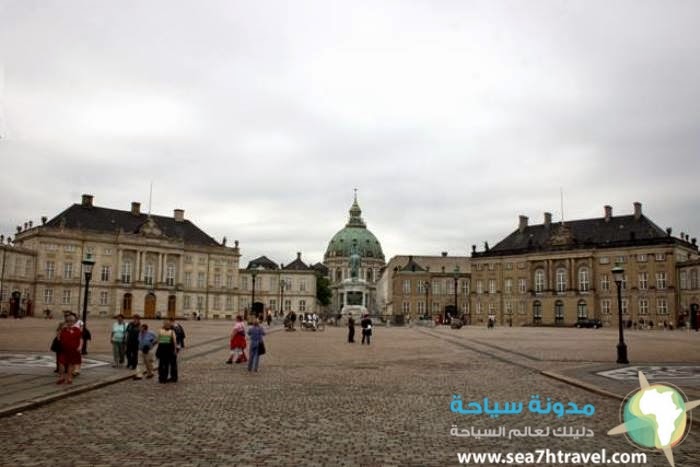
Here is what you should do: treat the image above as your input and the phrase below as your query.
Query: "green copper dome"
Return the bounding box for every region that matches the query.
[324,196,385,260]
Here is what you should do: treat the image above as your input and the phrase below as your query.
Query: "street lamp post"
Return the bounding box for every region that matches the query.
[279,276,287,317]
[452,266,460,324]
[612,265,629,364]
[424,280,430,319]
[81,253,95,355]
[251,269,258,321]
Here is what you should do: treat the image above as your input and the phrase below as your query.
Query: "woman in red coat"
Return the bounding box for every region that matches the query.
[226,315,247,364]
[57,313,82,384]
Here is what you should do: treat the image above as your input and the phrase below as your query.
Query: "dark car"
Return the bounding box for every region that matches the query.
[576,318,603,329]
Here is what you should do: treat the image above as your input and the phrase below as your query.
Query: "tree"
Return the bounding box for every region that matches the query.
[316,274,332,307]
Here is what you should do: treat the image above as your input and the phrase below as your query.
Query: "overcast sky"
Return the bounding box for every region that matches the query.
[1,0,699,266]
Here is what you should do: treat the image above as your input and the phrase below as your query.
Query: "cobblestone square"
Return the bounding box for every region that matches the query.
[1,320,699,466]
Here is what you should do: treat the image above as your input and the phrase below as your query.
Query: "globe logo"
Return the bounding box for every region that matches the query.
[609,371,700,467]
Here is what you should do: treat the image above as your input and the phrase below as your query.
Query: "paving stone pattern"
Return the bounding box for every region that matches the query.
[0,324,699,466]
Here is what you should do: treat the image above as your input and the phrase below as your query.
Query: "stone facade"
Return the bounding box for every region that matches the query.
[677,259,700,329]
[0,239,37,316]
[239,253,318,318]
[470,203,699,327]
[12,194,241,319]
[377,253,471,322]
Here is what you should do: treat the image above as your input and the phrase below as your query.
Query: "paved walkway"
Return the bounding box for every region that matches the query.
[0,325,698,466]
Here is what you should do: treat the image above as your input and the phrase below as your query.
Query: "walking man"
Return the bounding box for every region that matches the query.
[361,313,373,345]
[134,324,157,380]
[111,314,127,367]
[125,314,141,370]
[347,314,356,343]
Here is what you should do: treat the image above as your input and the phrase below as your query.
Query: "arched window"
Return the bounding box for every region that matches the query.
[122,293,132,313]
[366,268,373,282]
[533,300,542,324]
[556,268,567,293]
[578,268,590,292]
[554,300,564,323]
[577,299,588,319]
[534,269,545,293]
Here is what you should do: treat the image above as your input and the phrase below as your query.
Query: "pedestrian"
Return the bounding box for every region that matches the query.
[50,321,64,373]
[72,314,85,376]
[226,315,247,364]
[134,324,157,380]
[347,314,356,343]
[156,320,178,383]
[266,311,272,327]
[247,317,266,372]
[171,319,186,350]
[57,313,82,384]
[125,314,141,370]
[361,313,373,345]
[111,314,127,368]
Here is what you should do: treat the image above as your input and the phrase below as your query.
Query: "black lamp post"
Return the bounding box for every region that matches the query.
[452,266,460,324]
[424,279,430,319]
[279,276,287,317]
[612,265,629,364]
[81,253,95,355]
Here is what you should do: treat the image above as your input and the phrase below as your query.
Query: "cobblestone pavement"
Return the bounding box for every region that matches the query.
[1,326,699,466]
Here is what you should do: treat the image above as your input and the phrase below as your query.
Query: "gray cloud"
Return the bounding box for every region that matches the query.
[1,0,699,264]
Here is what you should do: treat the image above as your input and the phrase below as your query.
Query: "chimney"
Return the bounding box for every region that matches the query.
[692,238,697,246]
[131,202,141,215]
[519,215,528,233]
[604,205,612,222]
[441,251,448,257]
[234,240,239,248]
[633,202,642,220]
[28,220,33,229]
[666,227,672,237]
[23,222,28,231]
[174,209,184,222]
[544,212,552,227]
[41,216,47,225]
[222,236,227,246]
[297,252,302,260]
[0,235,3,244]
[471,244,476,254]
[81,194,94,207]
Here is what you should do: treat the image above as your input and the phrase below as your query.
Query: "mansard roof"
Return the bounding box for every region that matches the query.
[475,214,691,257]
[46,203,221,247]
[247,256,279,270]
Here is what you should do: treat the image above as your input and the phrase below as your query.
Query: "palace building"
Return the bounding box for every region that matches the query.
[470,203,699,327]
[11,194,241,319]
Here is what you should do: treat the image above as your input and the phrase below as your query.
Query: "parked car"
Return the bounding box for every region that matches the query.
[576,318,603,329]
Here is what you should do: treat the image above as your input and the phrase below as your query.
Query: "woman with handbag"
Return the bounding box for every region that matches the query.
[246,317,266,372]
[57,313,82,384]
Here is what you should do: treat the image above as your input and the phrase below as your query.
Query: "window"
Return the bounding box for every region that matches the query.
[166,265,175,286]
[518,301,525,315]
[621,275,627,290]
[680,271,688,290]
[144,263,154,286]
[62,289,71,305]
[556,269,566,293]
[638,272,648,290]
[213,295,221,310]
[533,301,542,323]
[44,288,53,304]
[599,256,610,265]
[488,279,496,294]
[505,301,513,315]
[433,302,440,313]
[25,259,32,277]
[692,269,699,289]
[14,258,21,276]
[519,278,527,294]
[197,295,204,311]
[476,280,483,294]
[45,261,55,279]
[241,276,248,290]
[100,291,108,306]
[101,265,110,282]
[402,280,411,294]
[555,300,564,322]
[121,261,131,283]
[462,280,470,295]
[637,254,647,263]
[505,263,513,270]
[198,272,206,288]
[46,243,57,251]
[639,298,649,315]
[227,275,234,289]
[226,296,233,310]
[621,298,629,315]
[417,301,425,315]
[184,272,192,288]
[432,280,441,295]
[64,262,73,280]
[402,301,410,314]
[476,302,482,314]
[184,255,193,264]
[123,293,133,312]
[488,303,495,316]
[601,299,611,315]
[577,300,588,319]
[504,279,512,294]
[655,253,665,262]
[615,256,626,264]
[214,273,222,288]
[417,281,425,294]
[299,300,306,312]
[184,295,191,310]
[198,256,206,265]
[656,272,667,289]
[268,299,276,312]
[578,268,589,292]
[299,279,307,292]
[488,263,495,271]
[103,248,112,256]
[534,269,545,293]
[600,274,610,291]
[657,298,668,314]
[284,299,291,312]
[64,244,76,253]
